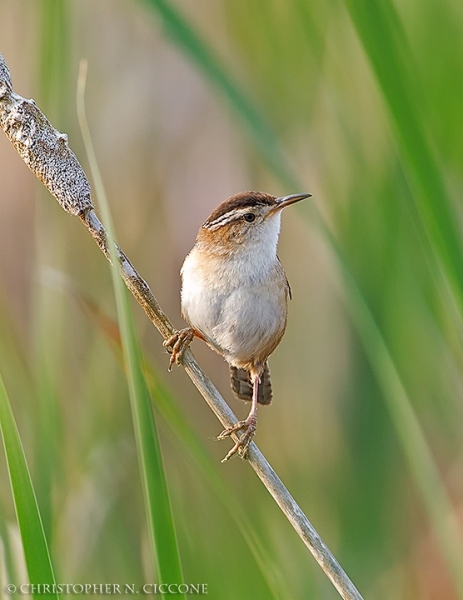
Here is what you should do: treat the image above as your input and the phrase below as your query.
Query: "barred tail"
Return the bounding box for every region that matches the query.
[229,362,272,405]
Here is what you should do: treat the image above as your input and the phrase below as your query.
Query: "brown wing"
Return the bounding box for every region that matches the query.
[230,362,272,405]
[277,255,291,300]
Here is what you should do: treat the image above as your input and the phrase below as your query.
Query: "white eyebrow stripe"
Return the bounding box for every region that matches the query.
[203,207,255,230]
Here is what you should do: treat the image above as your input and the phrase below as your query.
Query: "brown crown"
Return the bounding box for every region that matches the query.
[203,191,276,227]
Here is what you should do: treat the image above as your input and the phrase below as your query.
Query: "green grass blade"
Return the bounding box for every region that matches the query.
[147,372,289,600]
[142,0,299,190]
[119,305,184,588]
[75,289,287,599]
[139,3,463,592]
[33,0,70,544]
[343,0,463,315]
[76,63,184,592]
[0,373,58,600]
[347,277,463,597]
[321,223,463,598]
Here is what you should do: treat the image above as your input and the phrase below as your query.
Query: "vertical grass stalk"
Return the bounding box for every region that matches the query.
[0,373,58,600]
[76,61,184,593]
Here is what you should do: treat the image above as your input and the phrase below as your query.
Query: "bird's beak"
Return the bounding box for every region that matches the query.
[277,192,311,208]
[268,192,311,215]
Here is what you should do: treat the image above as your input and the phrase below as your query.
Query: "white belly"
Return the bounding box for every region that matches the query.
[180,247,288,368]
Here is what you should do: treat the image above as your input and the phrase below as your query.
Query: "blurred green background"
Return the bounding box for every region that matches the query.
[1,0,463,598]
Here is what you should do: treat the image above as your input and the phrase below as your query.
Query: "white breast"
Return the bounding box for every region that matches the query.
[180,212,288,367]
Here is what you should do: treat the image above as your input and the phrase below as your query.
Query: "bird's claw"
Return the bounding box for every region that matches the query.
[164,328,195,371]
[218,416,257,462]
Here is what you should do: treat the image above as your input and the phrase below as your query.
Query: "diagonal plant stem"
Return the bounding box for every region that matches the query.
[0,52,363,600]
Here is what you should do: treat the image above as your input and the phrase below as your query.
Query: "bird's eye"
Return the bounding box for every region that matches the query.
[243,213,256,223]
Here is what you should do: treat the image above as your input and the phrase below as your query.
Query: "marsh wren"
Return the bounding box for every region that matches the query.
[165,191,310,461]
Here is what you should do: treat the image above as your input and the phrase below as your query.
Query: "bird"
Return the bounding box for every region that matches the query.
[164,190,310,461]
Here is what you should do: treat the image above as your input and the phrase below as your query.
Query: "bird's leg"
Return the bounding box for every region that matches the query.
[164,327,197,371]
[218,373,260,462]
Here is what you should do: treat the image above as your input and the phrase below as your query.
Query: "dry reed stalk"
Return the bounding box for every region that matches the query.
[0,52,363,600]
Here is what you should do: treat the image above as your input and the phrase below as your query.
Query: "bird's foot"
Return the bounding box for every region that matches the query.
[164,328,195,371]
[217,414,257,462]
